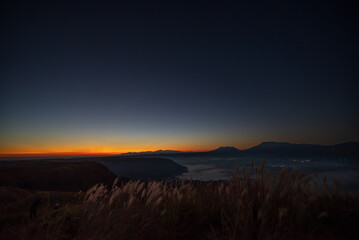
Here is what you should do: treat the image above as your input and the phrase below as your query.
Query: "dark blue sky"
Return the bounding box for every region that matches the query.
[1,1,358,154]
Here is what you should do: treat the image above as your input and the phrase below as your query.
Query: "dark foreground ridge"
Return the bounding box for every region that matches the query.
[0,161,125,191]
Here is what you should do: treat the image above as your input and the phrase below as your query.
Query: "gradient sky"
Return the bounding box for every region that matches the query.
[1,1,358,155]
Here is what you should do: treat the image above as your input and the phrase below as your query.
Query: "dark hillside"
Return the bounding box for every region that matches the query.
[99,157,187,180]
[0,161,124,191]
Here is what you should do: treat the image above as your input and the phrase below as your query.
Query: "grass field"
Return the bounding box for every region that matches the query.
[1,162,358,240]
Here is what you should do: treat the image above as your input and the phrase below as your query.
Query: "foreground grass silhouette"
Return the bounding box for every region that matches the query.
[1,162,358,240]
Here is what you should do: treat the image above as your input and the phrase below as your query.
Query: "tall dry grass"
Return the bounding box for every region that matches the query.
[1,162,358,240]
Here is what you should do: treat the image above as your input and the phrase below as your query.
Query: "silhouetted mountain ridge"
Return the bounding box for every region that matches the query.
[121,142,359,159]
[244,141,359,158]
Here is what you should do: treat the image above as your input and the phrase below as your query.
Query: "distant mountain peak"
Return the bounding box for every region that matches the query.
[213,146,241,153]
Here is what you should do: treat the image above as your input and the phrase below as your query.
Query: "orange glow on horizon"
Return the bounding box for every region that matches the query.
[0,152,123,157]
[0,146,219,158]
[0,139,256,158]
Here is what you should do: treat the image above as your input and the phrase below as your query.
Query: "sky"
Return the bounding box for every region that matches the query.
[1,1,358,156]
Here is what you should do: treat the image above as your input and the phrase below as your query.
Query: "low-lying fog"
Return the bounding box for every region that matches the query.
[170,157,359,191]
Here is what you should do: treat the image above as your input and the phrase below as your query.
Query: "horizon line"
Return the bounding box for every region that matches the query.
[0,141,357,158]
